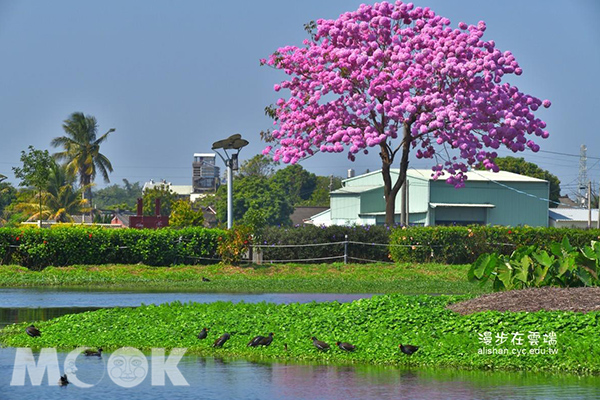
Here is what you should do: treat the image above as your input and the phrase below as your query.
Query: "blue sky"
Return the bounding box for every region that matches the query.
[1,0,599,200]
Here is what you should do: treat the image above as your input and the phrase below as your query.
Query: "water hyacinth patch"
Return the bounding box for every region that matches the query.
[2,294,598,374]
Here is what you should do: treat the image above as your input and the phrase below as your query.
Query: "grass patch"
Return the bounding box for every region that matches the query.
[0,263,489,294]
[2,294,598,374]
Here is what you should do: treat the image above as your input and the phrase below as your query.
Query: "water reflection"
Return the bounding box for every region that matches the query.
[1,348,597,400]
[0,288,374,308]
[0,307,104,328]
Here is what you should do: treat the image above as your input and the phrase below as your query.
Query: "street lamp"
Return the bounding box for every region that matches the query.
[212,134,249,229]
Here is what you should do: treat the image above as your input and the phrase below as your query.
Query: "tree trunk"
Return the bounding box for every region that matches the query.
[81,173,92,224]
[381,121,412,226]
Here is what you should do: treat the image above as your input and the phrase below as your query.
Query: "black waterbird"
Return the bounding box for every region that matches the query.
[25,325,41,337]
[213,333,231,348]
[336,341,356,352]
[248,332,274,347]
[198,327,209,339]
[312,337,330,351]
[58,374,69,386]
[399,344,419,355]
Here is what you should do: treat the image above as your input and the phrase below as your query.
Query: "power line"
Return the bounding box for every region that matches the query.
[538,149,600,160]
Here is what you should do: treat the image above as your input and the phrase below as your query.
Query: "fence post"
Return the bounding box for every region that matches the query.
[344,235,348,264]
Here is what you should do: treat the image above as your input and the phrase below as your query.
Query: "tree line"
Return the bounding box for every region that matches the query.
[0,110,569,228]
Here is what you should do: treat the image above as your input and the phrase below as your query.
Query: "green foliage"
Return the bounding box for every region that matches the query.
[212,161,339,224]
[217,225,253,265]
[469,237,600,290]
[0,226,223,269]
[12,146,54,190]
[215,175,293,226]
[93,179,142,211]
[485,156,561,208]
[142,184,177,216]
[170,199,204,228]
[44,162,88,222]
[12,146,55,220]
[0,181,17,224]
[389,226,600,264]
[51,112,115,210]
[237,154,278,178]
[2,294,598,374]
[298,175,342,207]
[270,164,317,206]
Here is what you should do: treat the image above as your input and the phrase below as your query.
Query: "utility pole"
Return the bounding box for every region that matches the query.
[578,145,588,207]
[588,181,592,229]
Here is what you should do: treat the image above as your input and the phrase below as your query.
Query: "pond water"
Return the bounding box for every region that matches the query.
[0,348,598,400]
[1,288,598,399]
[0,288,375,327]
[0,288,374,308]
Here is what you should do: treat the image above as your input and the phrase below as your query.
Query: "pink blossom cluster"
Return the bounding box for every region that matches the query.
[261,1,550,186]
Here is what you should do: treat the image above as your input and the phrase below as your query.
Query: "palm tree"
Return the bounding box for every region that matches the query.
[11,188,48,222]
[12,164,88,223]
[51,112,115,219]
[45,163,89,222]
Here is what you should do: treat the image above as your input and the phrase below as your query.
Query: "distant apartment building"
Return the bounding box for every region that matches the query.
[193,153,220,194]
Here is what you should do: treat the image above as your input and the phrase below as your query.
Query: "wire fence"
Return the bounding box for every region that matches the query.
[2,236,520,266]
[250,235,518,264]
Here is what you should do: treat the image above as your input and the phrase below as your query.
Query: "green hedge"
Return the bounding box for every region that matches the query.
[0,226,224,269]
[258,225,392,263]
[4,225,600,269]
[389,226,600,264]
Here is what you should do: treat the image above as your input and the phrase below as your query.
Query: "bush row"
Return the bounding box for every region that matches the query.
[258,225,392,263]
[3,225,600,269]
[389,226,600,264]
[0,227,224,269]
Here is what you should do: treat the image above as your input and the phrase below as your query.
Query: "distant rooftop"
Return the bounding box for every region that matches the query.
[143,180,192,196]
[549,209,599,222]
[194,153,216,158]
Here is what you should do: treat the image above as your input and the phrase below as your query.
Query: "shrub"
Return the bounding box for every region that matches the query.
[217,225,253,266]
[389,226,600,264]
[0,226,224,269]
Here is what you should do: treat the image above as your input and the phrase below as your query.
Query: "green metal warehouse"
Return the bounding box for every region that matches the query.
[309,169,549,227]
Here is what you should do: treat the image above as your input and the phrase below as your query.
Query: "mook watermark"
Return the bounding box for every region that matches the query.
[10,347,189,388]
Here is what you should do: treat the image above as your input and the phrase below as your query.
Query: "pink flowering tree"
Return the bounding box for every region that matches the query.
[261,1,550,226]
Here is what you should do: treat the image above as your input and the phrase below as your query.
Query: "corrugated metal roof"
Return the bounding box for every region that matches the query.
[341,168,547,185]
[430,203,495,208]
[331,185,381,194]
[406,169,547,183]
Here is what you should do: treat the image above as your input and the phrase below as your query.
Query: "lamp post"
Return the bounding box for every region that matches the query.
[212,134,249,229]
